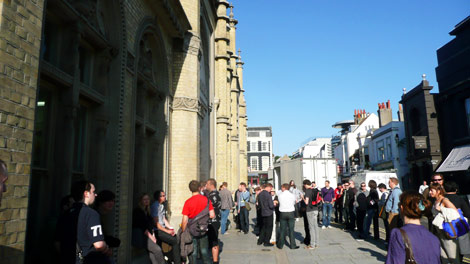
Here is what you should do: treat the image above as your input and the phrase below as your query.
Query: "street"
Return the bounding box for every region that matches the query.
[218,208,388,264]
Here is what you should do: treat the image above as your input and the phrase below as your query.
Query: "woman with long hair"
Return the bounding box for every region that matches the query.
[363,180,379,239]
[132,193,164,264]
[386,190,440,263]
[429,183,461,263]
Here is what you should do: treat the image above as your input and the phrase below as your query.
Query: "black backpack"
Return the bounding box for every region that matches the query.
[188,200,210,237]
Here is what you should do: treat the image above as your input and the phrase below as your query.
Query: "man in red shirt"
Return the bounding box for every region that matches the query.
[181,180,215,264]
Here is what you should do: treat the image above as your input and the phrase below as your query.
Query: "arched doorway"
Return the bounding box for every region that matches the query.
[25,0,124,262]
[129,21,169,260]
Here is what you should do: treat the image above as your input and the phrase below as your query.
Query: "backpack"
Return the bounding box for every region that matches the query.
[187,200,210,237]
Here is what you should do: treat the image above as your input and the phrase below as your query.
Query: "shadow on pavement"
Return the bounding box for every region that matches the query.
[358,247,387,262]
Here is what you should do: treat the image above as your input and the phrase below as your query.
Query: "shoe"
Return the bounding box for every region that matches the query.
[291,246,299,249]
[264,243,274,247]
[305,245,315,250]
[321,226,326,229]
[327,226,332,229]
[276,245,282,249]
[271,241,276,245]
[257,241,263,245]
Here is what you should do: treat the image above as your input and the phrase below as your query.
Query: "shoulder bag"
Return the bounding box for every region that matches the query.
[399,228,417,264]
[243,194,251,211]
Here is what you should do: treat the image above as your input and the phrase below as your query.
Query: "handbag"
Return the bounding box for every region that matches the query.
[399,228,417,264]
[442,208,470,239]
[243,196,251,211]
[311,192,321,206]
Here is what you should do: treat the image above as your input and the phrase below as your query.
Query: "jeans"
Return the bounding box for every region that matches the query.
[239,207,249,233]
[363,208,379,239]
[322,203,333,227]
[301,209,310,245]
[220,209,230,234]
[156,230,181,264]
[190,235,210,264]
[348,205,356,230]
[147,237,165,264]
[306,210,319,247]
[277,212,296,249]
[258,214,273,245]
[334,201,343,223]
[343,205,350,227]
[356,209,366,234]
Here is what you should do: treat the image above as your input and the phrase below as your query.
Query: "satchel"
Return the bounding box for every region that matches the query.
[442,208,470,239]
[399,228,417,264]
[311,192,321,206]
[378,205,387,220]
[244,196,251,211]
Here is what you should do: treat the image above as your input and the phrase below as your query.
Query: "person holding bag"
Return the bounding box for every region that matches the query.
[429,183,462,263]
[386,190,440,264]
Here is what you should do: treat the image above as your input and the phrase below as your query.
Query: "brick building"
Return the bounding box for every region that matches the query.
[0,0,247,262]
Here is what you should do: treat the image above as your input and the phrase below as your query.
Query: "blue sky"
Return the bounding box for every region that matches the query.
[234,0,469,156]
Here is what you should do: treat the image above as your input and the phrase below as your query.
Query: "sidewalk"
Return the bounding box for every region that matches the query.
[218,209,387,264]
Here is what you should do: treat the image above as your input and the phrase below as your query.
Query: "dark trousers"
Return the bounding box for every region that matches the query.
[239,207,249,233]
[334,202,343,223]
[277,212,296,249]
[255,208,262,235]
[258,214,273,245]
[301,209,310,245]
[156,230,181,264]
[347,205,356,230]
[356,209,366,235]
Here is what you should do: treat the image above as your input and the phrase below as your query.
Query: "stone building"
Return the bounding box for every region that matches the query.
[400,76,441,190]
[0,0,247,263]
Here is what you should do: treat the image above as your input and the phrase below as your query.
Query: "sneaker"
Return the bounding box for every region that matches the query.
[321,226,326,229]
[305,245,315,250]
[327,226,332,229]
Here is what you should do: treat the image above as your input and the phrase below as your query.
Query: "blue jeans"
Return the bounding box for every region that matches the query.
[363,208,378,238]
[239,207,249,233]
[322,203,333,227]
[220,209,230,234]
[190,235,210,264]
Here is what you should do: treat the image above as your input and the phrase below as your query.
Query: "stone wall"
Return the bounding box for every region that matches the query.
[0,0,44,262]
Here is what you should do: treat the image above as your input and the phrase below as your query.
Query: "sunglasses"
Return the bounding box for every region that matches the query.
[431,178,443,182]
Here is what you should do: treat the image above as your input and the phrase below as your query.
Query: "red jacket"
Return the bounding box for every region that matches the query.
[334,187,343,201]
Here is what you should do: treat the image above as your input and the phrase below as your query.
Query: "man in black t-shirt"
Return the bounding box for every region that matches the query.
[206,178,222,264]
[303,180,320,249]
[72,180,112,264]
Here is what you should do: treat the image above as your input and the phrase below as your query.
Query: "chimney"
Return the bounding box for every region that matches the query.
[398,104,404,122]
[377,100,393,127]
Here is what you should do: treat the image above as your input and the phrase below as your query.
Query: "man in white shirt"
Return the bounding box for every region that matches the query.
[418,180,428,194]
[277,183,299,249]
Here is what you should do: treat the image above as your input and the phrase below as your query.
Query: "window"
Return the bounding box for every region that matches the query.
[32,89,52,168]
[376,140,385,162]
[262,156,269,171]
[251,142,257,152]
[386,137,392,160]
[73,105,87,172]
[262,142,267,151]
[250,156,258,171]
[466,98,470,135]
[248,131,259,137]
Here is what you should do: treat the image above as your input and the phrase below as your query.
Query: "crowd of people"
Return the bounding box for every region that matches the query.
[1,156,470,264]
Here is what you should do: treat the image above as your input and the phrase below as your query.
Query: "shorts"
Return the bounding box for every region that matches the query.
[207,222,220,248]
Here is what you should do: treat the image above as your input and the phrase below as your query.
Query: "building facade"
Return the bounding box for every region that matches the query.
[400,77,441,190]
[292,137,332,159]
[434,17,470,193]
[247,127,272,185]
[0,0,247,262]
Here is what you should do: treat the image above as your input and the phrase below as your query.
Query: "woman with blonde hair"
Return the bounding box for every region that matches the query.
[429,183,461,263]
[132,193,164,264]
[386,190,440,263]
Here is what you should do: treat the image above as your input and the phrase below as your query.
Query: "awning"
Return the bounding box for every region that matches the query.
[436,145,470,172]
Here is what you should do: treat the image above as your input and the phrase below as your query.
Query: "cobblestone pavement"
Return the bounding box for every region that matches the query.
[218,209,388,264]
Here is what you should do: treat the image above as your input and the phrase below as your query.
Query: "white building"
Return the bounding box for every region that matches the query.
[247,127,273,185]
[293,138,332,159]
[333,110,379,174]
